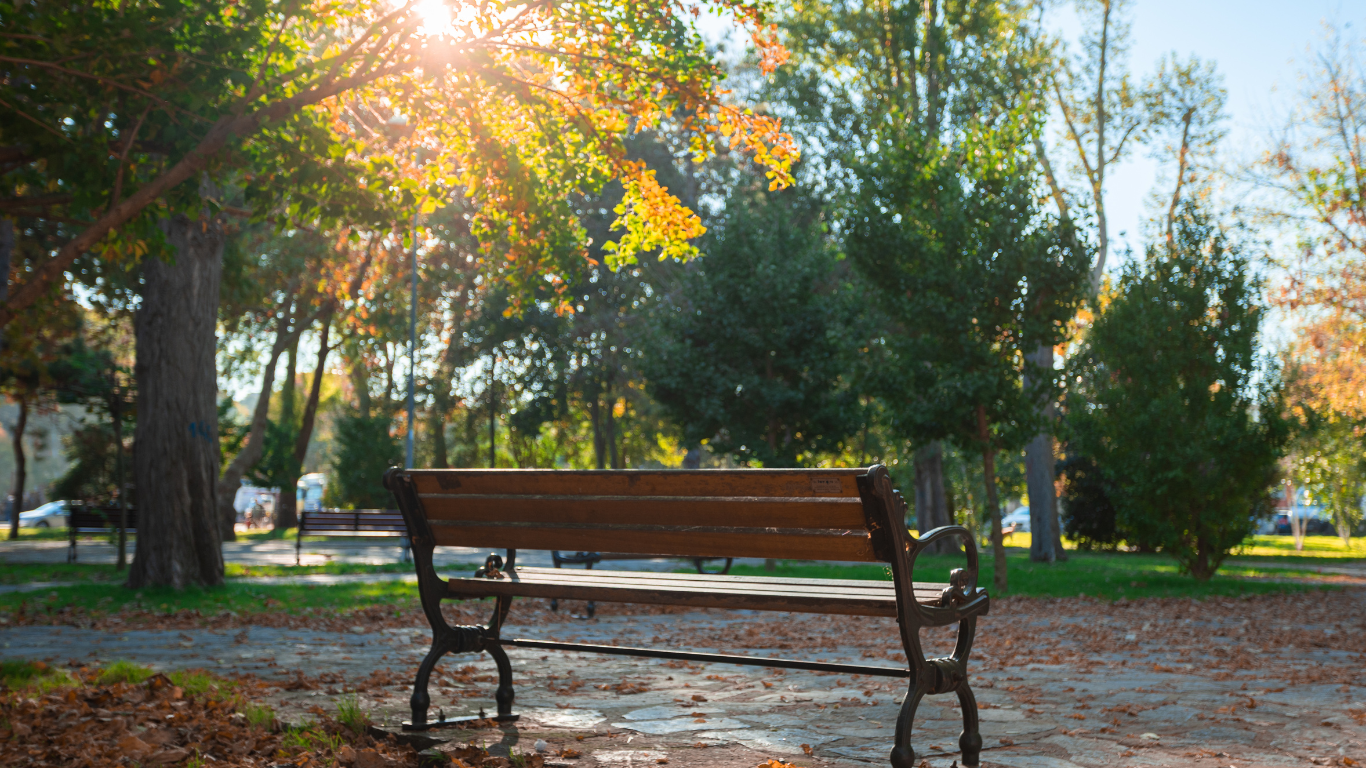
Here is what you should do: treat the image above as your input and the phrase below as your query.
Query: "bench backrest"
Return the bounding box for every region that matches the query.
[299,509,407,536]
[69,506,137,531]
[389,468,894,562]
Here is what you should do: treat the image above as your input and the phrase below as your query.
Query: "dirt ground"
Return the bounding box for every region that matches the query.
[3,591,1364,767]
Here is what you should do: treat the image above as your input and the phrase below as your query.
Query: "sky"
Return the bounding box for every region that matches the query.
[1049,0,1363,264]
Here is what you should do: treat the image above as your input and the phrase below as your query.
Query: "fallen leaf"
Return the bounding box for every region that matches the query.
[355,748,389,768]
[118,735,152,755]
[148,747,189,764]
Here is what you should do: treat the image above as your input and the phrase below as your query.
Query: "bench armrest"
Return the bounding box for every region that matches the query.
[910,525,983,606]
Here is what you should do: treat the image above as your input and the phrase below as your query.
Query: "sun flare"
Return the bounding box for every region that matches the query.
[412,0,452,35]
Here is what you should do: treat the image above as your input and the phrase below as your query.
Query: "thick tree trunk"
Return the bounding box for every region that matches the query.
[1023,343,1064,562]
[217,313,298,539]
[8,395,26,540]
[978,405,1007,594]
[129,215,225,589]
[913,441,958,552]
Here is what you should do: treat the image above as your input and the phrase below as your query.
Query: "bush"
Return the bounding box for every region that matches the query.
[1057,451,1122,550]
[323,411,401,509]
[1063,206,1288,579]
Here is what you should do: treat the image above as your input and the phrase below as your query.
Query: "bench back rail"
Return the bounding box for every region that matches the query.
[407,468,878,562]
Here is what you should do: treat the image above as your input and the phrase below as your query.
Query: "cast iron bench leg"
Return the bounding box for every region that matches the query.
[891,615,982,768]
[891,677,931,768]
[487,641,516,718]
[952,616,983,766]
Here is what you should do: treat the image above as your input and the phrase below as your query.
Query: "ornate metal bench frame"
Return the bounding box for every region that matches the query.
[384,465,989,767]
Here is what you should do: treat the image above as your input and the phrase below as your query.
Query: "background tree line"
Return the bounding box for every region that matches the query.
[3,0,1363,593]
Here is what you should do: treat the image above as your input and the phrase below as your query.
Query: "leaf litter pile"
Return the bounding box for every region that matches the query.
[0,661,554,768]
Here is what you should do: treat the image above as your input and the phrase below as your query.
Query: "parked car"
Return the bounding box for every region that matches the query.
[1001,507,1031,533]
[19,500,73,528]
[1274,509,1337,536]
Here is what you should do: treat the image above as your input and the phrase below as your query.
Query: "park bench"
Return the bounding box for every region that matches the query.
[295,509,410,566]
[67,506,137,563]
[385,464,990,768]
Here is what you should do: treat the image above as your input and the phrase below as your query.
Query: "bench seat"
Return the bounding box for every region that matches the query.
[445,566,949,617]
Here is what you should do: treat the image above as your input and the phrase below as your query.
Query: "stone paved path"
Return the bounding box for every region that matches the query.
[3,594,1364,768]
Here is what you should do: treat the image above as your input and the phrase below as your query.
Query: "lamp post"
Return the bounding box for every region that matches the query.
[406,209,418,470]
[405,148,422,471]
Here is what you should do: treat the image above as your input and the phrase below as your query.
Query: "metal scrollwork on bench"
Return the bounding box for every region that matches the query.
[938,568,979,608]
[474,553,507,580]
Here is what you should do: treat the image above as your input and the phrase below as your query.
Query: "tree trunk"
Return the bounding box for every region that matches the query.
[113,394,128,569]
[285,319,331,520]
[605,382,620,469]
[350,356,372,420]
[1023,342,1064,562]
[0,218,12,303]
[978,405,1007,594]
[913,442,958,552]
[129,214,225,589]
[216,316,292,539]
[1287,480,1304,552]
[488,356,497,468]
[682,446,702,469]
[274,338,301,530]
[589,390,606,470]
[8,395,26,540]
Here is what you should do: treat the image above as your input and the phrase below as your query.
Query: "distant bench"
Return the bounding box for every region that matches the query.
[67,506,137,563]
[296,509,409,566]
[385,464,990,768]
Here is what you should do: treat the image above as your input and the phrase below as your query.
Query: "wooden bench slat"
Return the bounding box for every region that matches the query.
[427,524,879,562]
[417,495,868,530]
[409,469,865,499]
[481,566,919,592]
[444,571,910,617]
[454,567,946,600]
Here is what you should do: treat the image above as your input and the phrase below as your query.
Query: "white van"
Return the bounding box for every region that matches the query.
[297,473,327,513]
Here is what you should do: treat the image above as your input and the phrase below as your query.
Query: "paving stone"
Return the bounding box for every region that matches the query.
[612,717,750,734]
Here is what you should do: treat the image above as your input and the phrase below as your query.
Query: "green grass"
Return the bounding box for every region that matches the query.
[336,694,370,734]
[2,526,91,541]
[0,563,130,585]
[0,561,420,585]
[281,722,345,753]
[730,549,1345,601]
[96,660,157,686]
[1233,534,1365,559]
[240,700,276,729]
[1,660,79,692]
[0,578,436,617]
[991,531,1363,560]
[236,527,294,541]
[225,562,414,578]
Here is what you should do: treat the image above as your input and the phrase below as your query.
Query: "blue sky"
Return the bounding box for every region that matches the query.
[1050,0,1363,264]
